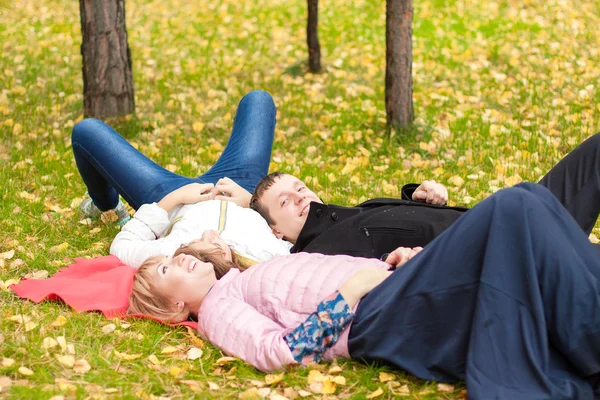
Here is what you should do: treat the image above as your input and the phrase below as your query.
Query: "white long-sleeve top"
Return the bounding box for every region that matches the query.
[110,200,292,269]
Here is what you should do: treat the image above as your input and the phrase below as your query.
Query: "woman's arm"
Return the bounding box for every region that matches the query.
[198,268,391,371]
[110,183,215,268]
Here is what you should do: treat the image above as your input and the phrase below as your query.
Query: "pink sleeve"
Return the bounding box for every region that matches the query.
[197,296,299,372]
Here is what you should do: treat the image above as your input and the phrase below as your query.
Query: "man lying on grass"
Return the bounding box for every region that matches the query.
[129,183,600,400]
[250,133,600,263]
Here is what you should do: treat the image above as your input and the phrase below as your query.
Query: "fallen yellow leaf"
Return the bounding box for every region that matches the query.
[56,354,75,368]
[161,345,179,354]
[216,356,237,365]
[367,387,384,399]
[321,380,337,394]
[379,371,396,383]
[114,350,142,361]
[186,347,203,360]
[73,359,91,374]
[42,337,58,350]
[265,372,284,385]
[18,366,34,376]
[437,383,455,393]
[50,316,67,327]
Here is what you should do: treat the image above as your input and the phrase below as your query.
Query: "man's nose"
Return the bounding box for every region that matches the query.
[292,192,305,204]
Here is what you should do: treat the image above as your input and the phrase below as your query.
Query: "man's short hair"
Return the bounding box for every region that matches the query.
[250,171,288,225]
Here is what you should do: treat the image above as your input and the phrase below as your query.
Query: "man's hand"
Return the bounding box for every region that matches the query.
[212,177,252,208]
[384,246,423,268]
[412,180,448,205]
[158,183,215,212]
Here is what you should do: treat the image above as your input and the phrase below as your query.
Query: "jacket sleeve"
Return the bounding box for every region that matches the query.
[109,203,182,269]
[401,183,420,200]
[198,296,298,372]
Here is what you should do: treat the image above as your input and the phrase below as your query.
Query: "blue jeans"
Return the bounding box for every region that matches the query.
[72,90,276,210]
[349,183,600,399]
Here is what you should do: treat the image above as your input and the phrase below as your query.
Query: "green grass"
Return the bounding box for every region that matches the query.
[1,0,599,398]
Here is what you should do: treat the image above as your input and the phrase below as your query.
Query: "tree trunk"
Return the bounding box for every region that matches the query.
[79,0,135,118]
[307,0,322,73]
[385,0,413,128]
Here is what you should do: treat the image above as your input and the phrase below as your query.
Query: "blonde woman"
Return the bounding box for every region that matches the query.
[128,184,600,400]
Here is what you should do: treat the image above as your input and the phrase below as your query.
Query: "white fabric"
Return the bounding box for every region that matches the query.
[110,200,292,269]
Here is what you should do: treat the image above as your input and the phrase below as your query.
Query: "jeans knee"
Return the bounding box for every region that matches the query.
[240,90,275,109]
[72,118,103,144]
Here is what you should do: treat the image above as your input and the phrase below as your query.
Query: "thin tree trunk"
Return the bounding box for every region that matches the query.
[79,0,135,118]
[307,0,321,73]
[385,0,413,128]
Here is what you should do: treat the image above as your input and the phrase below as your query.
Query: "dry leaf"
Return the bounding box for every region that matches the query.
[73,359,91,374]
[395,384,410,396]
[186,326,205,347]
[56,354,75,368]
[216,356,237,365]
[0,376,12,391]
[1,250,15,260]
[102,323,116,334]
[379,372,396,383]
[321,380,337,394]
[269,392,288,400]
[250,379,266,388]
[114,350,142,361]
[168,366,183,376]
[366,387,384,399]
[49,242,69,253]
[265,372,284,385]
[309,382,323,394]
[437,383,455,393]
[297,390,312,397]
[24,321,38,332]
[104,388,119,394]
[18,366,34,376]
[1,358,15,367]
[56,336,67,351]
[148,354,161,365]
[42,337,58,349]
[307,369,325,383]
[330,376,346,385]
[161,345,179,354]
[187,347,203,360]
[328,365,342,374]
[239,387,261,399]
[207,381,220,390]
[50,316,67,327]
[283,387,298,399]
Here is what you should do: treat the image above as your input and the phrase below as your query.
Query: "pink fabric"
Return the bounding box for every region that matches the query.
[9,255,197,329]
[197,252,389,372]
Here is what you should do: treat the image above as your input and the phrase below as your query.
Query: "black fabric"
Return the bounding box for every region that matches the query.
[292,196,468,259]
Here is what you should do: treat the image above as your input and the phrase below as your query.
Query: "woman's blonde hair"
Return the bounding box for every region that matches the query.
[127,246,251,322]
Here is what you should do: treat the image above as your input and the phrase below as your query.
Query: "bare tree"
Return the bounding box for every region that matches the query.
[307,0,321,73]
[79,0,135,118]
[385,0,413,128]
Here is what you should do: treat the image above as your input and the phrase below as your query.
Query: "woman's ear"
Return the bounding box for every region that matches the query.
[171,301,191,322]
[175,301,185,312]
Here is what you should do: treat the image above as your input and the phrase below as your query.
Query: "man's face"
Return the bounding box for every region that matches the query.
[260,174,323,242]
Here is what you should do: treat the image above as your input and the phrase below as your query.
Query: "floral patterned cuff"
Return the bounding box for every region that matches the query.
[284,291,354,364]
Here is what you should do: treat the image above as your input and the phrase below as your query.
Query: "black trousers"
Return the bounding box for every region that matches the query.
[539,132,600,236]
[349,183,600,399]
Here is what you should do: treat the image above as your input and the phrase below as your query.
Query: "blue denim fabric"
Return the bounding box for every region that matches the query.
[71,90,275,210]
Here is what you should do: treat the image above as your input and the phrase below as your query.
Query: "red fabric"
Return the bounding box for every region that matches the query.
[9,255,197,329]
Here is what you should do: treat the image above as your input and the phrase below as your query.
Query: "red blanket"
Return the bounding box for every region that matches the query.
[9,255,197,329]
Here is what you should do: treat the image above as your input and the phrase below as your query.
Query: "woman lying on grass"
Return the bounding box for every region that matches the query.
[129,183,600,400]
[71,90,291,269]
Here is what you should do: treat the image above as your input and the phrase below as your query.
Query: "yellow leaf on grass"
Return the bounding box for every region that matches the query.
[216,356,237,365]
[238,387,261,399]
[379,371,396,383]
[148,354,161,365]
[330,375,346,385]
[50,316,67,327]
[101,324,116,334]
[49,243,69,253]
[187,347,203,360]
[73,359,91,374]
[18,366,34,376]
[42,337,58,349]
[367,387,384,399]
[264,372,284,385]
[207,381,220,390]
[2,358,15,367]
[168,366,183,377]
[321,380,337,394]
[307,369,325,383]
[186,326,205,347]
[161,345,180,354]
[1,250,14,260]
[56,355,75,368]
[114,350,142,361]
[437,383,455,393]
[328,365,343,374]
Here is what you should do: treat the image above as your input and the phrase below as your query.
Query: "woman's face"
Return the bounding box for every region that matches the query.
[149,253,216,315]
[186,230,232,262]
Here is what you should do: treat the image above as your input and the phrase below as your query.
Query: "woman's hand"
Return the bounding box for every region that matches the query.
[384,246,423,269]
[212,177,252,208]
[158,183,215,212]
[338,268,392,308]
[412,180,448,205]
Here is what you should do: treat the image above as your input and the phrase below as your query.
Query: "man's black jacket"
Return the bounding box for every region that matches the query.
[291,184,469,259]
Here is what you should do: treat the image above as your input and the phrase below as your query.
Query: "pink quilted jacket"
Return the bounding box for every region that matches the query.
[196,252,389,372]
